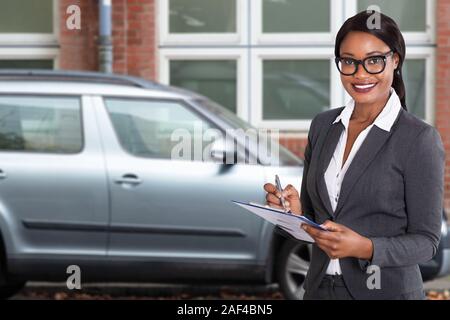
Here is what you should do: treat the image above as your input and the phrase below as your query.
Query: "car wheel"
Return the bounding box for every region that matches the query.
[276,239,311,300]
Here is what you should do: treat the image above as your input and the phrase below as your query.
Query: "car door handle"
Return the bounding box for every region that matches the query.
[114,174,142,186]
[0,169,6,180]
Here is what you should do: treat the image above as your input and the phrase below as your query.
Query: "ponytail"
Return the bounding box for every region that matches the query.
[393,68,407,110]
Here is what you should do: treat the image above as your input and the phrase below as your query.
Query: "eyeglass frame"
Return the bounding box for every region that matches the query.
[335,50,395,76]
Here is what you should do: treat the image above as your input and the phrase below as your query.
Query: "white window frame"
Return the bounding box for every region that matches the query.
[403,47,435,124]
[250,47,342,131]
[345,0,436,45]
[252,0,345,45]
[0,48,59,68]
[157,0,435,132]
[158,48,249,121]
[158,0,248,45]
[0,0,58,46]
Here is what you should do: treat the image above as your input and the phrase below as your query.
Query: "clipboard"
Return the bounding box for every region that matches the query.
[232,200,326,243]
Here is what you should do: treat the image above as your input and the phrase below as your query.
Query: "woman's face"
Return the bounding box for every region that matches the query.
[338,31,399,106]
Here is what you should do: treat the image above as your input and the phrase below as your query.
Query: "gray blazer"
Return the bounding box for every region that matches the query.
[300,106,445,299]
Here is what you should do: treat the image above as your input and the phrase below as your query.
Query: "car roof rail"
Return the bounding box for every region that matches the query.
[0,69,209,99]
[0,69,168,90]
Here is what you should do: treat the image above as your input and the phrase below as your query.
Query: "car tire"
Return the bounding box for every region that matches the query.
[276,239,311,300]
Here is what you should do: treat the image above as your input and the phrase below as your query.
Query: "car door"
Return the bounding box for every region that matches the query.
[0,95,109,259]
[93,96,266,264]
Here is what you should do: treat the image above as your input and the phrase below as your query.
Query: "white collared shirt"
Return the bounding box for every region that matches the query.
[324,88,402,275]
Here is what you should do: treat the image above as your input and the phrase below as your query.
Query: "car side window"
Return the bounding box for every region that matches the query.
[0,96,83,153]
[104,98,218,161]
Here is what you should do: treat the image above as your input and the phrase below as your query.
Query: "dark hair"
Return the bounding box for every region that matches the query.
[334,11,407,110]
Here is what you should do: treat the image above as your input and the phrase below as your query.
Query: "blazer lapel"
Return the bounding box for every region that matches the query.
[333,126,393,218]
[315,121,344,218]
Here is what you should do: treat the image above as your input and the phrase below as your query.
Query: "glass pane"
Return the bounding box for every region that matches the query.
[105,99,216,161]
[263,0,330,33]
[358,0,426,32]
[403,59,426,119]
[0,0,53,33]
[170,60,237,113]
[169,0,236,33]
[0,96,82,153]
[263,60,330,120]
[0,60,53,69]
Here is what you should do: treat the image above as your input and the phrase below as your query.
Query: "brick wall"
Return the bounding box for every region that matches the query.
[59,0,99,71]
[112,0,156,79]
[59,0,156,79]
[279,137,308,160]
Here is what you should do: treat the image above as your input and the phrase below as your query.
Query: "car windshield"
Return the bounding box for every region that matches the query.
[193,98,302,166]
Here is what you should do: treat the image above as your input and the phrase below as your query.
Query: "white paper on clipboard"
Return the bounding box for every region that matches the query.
[232,200,326,243]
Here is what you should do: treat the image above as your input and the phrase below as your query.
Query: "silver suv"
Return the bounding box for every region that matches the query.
[0,70,309,299]
[0,70,448,300]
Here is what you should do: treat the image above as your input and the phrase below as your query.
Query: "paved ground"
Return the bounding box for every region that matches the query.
[9,275,450,300]
[424,275,450,291]
[11,283,283,300]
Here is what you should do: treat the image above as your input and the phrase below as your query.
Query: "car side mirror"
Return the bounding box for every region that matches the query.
[209,139,237,164]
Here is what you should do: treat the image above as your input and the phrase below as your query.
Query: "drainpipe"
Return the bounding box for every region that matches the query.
[98,0,113,73]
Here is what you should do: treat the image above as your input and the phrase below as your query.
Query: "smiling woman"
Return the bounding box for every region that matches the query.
[264,10,445,300]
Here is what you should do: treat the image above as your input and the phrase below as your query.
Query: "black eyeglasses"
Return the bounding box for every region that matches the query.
[335,51,394,76]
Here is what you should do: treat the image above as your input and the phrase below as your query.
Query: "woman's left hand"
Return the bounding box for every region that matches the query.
[302,221,373,260]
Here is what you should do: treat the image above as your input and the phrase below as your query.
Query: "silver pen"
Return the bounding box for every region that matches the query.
[275,175,289,212]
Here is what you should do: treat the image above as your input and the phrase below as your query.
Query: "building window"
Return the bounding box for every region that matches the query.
[262,60,330,121]
[357,0,427,32]
[0,0,53,33]
[347,0,435,44]
[160,0,243,45]
[346,0,435,122]
[0,0,58,69]
[170,60,237,113]
[159,48,248,121]
[0,60,53,69]
[262,0,330,33]
[158,0,435,131]
[169,0,237,33]
[404,59,426,119]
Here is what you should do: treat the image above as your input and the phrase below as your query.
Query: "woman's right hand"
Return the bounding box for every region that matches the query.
[263,183,302,215]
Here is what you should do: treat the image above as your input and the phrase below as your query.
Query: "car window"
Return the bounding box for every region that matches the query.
[104,98,218,161]
[0,96,83,153]
[193,98,302,166]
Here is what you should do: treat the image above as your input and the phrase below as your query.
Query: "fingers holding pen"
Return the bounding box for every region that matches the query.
[265,191,281,206]
[264,183,281,197]
[264,182,297,213]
